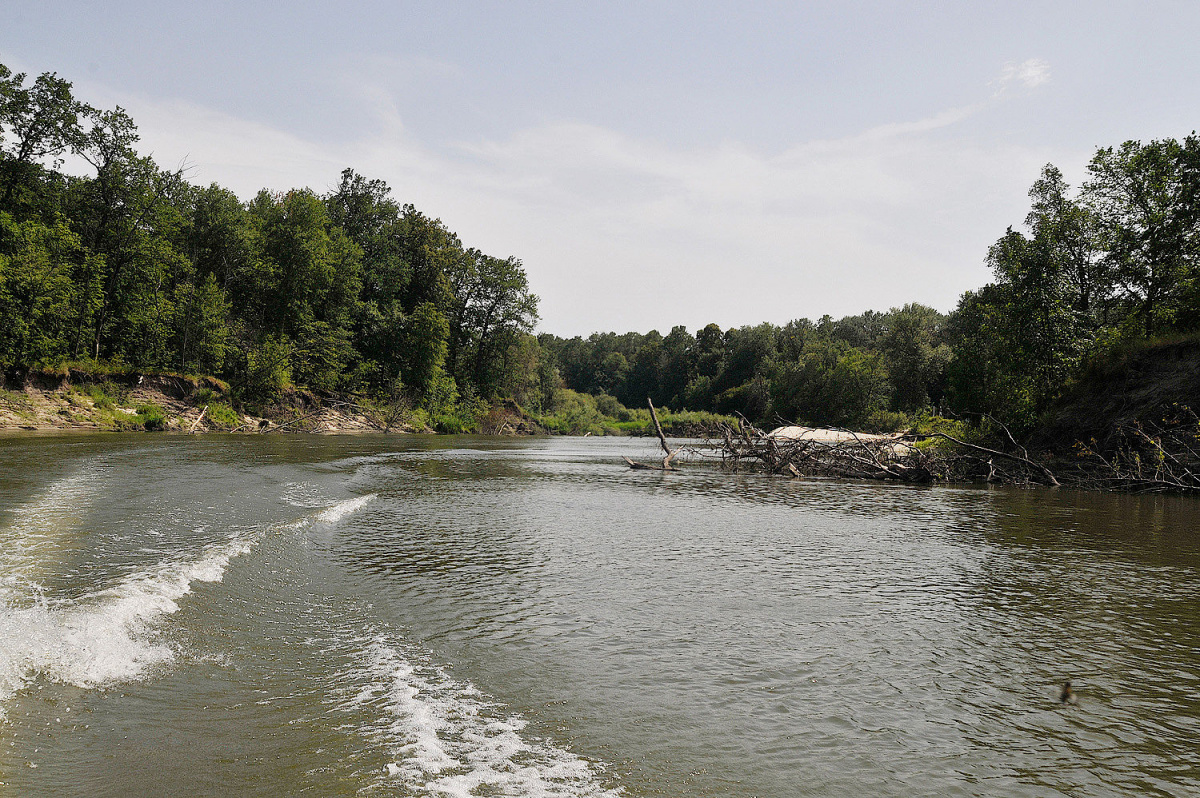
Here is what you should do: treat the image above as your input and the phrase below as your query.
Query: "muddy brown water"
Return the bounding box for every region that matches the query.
[0,433,1197,796]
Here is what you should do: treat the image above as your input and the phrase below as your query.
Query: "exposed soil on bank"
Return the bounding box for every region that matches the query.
[1035,335,1200,451]
[0,370,412,434]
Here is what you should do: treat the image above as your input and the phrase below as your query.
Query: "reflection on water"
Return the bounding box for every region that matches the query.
[0,434,1197,797]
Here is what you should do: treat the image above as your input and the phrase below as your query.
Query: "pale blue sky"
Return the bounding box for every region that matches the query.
[5,1,1199,335]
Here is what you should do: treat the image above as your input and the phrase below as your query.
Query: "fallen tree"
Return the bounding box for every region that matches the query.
[705,406,1200,494]
[1065,405,1200,493]
[711,419,938,483]
[708,417,1062,487]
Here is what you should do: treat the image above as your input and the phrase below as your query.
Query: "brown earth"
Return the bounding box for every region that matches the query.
[0,370,416,434]
[477,398,544,435]
[1035,335,1200,452]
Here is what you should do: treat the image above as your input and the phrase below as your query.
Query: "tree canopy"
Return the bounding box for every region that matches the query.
[0,64,539,425]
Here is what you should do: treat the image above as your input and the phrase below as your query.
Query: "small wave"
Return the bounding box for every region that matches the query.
[354,638,620,797]
[282,482,328,508]
[316,494,376,525]
[0,464,108,604]
[0,534,256,716]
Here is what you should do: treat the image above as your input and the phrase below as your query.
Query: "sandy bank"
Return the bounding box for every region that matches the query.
[0,377,407,434]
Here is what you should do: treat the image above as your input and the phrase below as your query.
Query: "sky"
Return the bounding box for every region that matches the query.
[4,1,1199,336]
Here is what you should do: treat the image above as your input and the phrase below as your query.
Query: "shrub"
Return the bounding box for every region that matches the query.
[862,410,910,433]
[87,383,118,409]
[594,392,624,418]
[134,403,167,431]
[206,402,241,429]
[434,396,488,434]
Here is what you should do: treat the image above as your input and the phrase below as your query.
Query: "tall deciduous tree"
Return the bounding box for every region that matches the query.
[0,212,99,366]
[0,67,88,210]
[445,250,538,397]
[1085,140,1200,335]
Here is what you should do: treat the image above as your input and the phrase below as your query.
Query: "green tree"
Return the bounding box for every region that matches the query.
[184,184,263,322]
[944,285,1039,424]
[695,322,725,378]
[0,66,88,211]
[402,301,451,400]
[0,212,98,365]
[172,271,230,374]
[659,325,694,406]
[769,339,890,427]
[1026,165,1105,317]
[444,251,538,397]
[1085,139,1200,335]
[618,330,663,407]
[881,303,951,412]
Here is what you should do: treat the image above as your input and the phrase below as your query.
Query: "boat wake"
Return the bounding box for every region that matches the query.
[350,636,621,798]
[317,493,376,524]
[0,533,256,715]
[0,493,377,718]
[0,464,108,606]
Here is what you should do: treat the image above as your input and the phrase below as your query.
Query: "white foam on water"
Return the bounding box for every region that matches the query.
[0,465,107,605]
[0,534,257,716]
[353,637,621,797]
[0,493,379,719]
[316,494,376,525]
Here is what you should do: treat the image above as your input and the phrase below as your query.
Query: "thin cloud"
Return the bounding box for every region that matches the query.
[858,105,984,140]
[997,58,1051,89]
[76,78,1065,336]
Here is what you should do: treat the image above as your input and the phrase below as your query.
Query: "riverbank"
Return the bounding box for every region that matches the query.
[0,372,399,434]
[0,371,737,437]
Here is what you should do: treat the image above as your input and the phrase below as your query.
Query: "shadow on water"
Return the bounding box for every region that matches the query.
[982,485,1200,563]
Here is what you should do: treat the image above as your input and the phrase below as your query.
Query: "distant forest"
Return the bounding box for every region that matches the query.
[3,63,1199,433]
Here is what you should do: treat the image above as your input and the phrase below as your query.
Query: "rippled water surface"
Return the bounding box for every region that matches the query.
[1,433,1198,796]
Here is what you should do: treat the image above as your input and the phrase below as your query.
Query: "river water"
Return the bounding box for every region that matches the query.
[0,433,1197,797]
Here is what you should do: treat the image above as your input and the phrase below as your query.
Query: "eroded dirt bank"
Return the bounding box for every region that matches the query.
[0,371,405,434]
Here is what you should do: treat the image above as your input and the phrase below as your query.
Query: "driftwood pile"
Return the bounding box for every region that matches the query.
[626,399,1200,494]
[710,417,1062,487]
[715,421,934,483]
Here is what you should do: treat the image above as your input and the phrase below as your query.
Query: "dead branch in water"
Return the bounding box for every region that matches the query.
[925,431,1060,487]
[711,419,934,483]
[187,405,208,434]
[624,398,686,471]
[1069,405,1200,493]
[263,409,323,433]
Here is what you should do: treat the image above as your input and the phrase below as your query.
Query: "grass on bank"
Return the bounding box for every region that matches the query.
[2,359,827,438]
[71,384,167,430]
[532,390,736,436]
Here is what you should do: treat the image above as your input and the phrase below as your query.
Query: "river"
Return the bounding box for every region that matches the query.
[0,433,1197,796]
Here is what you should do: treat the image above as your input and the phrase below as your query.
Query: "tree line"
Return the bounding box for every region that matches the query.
[3,62,1198,434]
[540,136,1200,432]
[0,64,540,428]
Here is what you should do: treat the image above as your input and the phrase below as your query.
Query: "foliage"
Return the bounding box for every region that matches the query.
[534,136,1200,437]
[86,382,118,409]
[536,389,617,436]
[5,60,1200,444]
[0,62,543,419]
[205,401,242,429]
[134,402,167,430]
